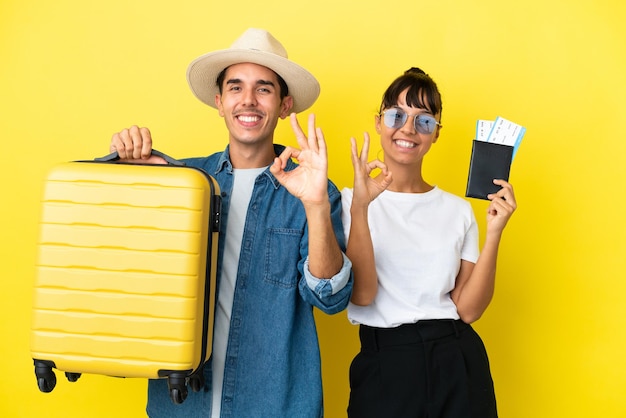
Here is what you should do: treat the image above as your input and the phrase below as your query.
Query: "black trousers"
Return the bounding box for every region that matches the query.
[347,320,498,418]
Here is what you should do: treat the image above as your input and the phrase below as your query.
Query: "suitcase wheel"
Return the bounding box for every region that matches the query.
[167,372,189,404]
[37,374,56,393]
[34,360,57,393]
[188,375,203,393]
[188,367,205,393]
[65,372,82,382]
[169,387,188,405]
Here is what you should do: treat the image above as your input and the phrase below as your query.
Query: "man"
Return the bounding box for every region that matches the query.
[110,28,352,418]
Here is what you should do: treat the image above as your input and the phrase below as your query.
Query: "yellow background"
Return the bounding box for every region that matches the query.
[2,0,625,417]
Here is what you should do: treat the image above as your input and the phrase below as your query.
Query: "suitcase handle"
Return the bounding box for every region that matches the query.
[94,149,185,166]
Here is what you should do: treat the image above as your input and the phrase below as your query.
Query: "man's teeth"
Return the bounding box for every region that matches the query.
[239,115,260,122]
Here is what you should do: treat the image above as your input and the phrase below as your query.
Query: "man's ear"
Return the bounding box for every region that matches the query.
[279,96,294,119]
[215,94,225,117]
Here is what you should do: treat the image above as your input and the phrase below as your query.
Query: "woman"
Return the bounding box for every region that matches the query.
[342,67,516,418]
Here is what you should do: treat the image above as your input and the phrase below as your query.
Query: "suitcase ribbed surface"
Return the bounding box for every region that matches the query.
[31,162,216,378]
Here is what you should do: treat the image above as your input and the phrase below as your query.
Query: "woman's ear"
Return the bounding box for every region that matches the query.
[375,114,382,134]
[432,125,442,143]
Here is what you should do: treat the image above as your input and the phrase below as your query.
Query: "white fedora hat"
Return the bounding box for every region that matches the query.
[186,28,320,113]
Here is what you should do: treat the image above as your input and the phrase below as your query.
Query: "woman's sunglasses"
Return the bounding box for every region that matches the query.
[380,108,441,134]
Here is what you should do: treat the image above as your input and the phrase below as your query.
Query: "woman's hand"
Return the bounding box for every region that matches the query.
[485,179,517,234]
[350,133,393,208]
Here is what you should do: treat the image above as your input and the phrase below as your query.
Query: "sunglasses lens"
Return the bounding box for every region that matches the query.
[383,109,406,129]
[415,115,437,134]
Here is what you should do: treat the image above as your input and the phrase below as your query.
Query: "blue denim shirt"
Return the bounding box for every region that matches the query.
[146,144,353,418]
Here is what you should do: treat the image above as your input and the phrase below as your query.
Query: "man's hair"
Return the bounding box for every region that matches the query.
[215,65,289,99]
[379,67,443,119]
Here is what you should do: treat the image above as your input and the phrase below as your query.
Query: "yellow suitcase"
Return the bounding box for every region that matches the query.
[30,150,221,404]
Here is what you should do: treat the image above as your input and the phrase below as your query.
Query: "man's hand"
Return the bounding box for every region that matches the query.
[270,113,329,206]
[110,125,166,164]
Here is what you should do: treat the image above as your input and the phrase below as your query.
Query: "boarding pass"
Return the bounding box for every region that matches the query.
[476,117,525,159]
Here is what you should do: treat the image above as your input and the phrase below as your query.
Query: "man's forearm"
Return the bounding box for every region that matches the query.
[304,201,344,279]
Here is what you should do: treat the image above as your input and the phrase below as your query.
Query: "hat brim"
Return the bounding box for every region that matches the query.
[186,49,320,114]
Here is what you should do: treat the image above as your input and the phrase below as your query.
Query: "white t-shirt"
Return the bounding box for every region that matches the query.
[340,186,479,328]
[211,167,266,418]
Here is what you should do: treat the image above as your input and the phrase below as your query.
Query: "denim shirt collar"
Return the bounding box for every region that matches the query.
[214,144,294,190]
